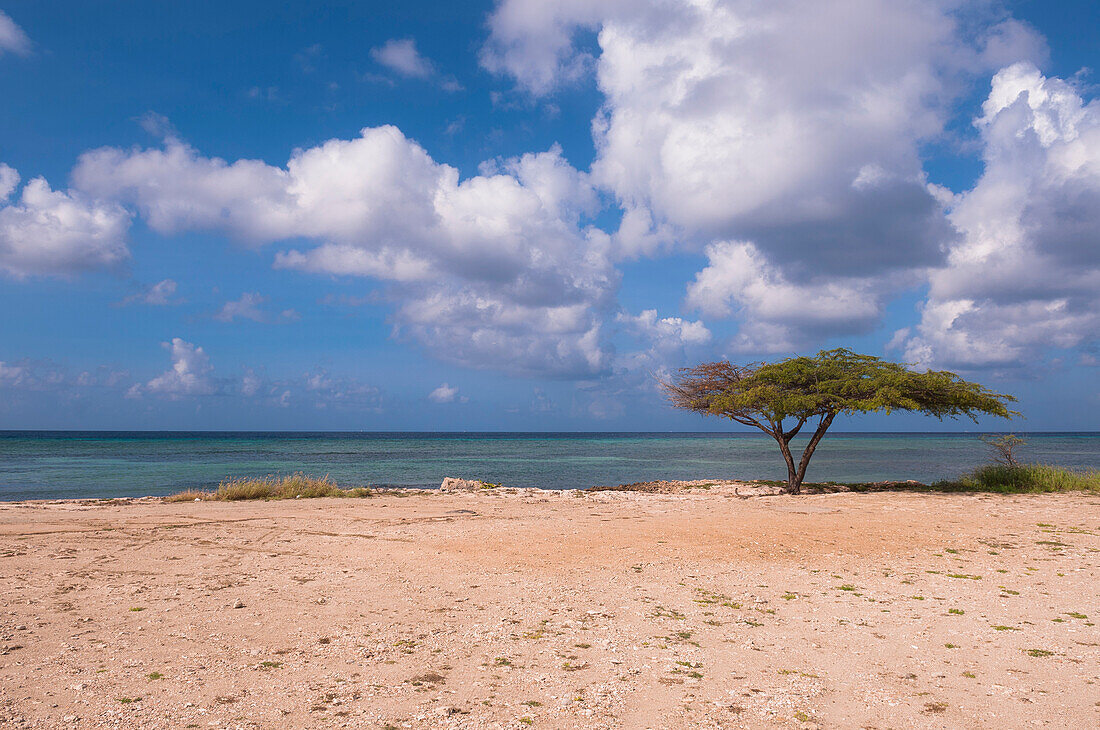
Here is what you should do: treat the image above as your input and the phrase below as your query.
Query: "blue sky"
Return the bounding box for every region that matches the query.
[1,0,1098,431]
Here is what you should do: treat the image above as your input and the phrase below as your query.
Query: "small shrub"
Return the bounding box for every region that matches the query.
[980,434,1026,467]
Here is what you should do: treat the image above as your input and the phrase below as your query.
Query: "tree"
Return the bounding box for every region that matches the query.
[662,349,1017,494]
[980,433,1025,467]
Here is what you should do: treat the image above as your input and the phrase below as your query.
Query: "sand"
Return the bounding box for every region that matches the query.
[0,486,1097,729]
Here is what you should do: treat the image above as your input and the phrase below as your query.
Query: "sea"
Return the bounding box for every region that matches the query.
[1,431,1098,501]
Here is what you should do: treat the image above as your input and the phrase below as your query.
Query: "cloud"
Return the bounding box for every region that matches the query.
[237,367,381,409]
[902,63,1100,368]
[119,278,179,306]
[0,166,131,278]
[302,370,381,410]
[294,43,324,73]
[428,382,461,403]
[685,241,892,352]
[0,360,63,390]
[0,10,31,57]
[371,38,434,78]
[617,309,710,350]
[0,359,129,393]
[142,338,217,398]
[73,128,616,377]
[484,0,1046,347]
[214,292,267,322]
[241,368,262,397]
[0,163,18,200]
[481,0,632,96]
[213,292,298,323]
[370,38,463,91]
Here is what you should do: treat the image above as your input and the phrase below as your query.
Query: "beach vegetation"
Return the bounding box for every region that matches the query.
[663,349,1015,493]
[165,474,372,502]
[932,463,1099,493]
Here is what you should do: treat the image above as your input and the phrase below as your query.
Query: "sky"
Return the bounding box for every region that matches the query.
[1,0,1099,432]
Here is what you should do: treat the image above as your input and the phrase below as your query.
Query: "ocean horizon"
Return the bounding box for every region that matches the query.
[2,430,1097,501]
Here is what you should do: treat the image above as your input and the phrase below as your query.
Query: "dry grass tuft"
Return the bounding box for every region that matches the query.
[164,474,372,502]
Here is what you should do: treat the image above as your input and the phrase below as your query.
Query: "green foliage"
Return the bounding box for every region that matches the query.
[667,349,1015,425]
[934,464,1099,493]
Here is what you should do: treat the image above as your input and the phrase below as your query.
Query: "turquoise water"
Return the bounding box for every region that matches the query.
[0,431,1097,500]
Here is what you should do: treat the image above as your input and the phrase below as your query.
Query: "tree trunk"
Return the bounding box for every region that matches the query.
[775,436,800,494]
[773,412,837,495]
[793,412,836,489]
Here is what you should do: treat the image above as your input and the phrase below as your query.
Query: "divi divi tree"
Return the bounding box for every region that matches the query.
[662,349,1017,494]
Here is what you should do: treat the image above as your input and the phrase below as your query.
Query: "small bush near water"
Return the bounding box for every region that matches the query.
[165,474,372,502]
[932,464,1099,494]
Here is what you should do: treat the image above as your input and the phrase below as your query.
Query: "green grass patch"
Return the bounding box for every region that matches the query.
[932,464,1100,494]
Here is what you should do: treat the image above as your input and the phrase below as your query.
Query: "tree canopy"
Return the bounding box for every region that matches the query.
[663,348,1017,493]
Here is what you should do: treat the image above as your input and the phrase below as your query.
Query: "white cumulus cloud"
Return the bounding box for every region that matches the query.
[143,338,217,398]
[0,167,130,278]
[73,129,615,377]
[371,38,435,78]
[617,309,710,349]
[429,383,461,403]
[484,0,1047,351]
[686,241,890,352]
[903,63,1100,368]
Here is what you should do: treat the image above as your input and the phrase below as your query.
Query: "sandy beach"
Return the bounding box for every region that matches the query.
[1,487,1097,729]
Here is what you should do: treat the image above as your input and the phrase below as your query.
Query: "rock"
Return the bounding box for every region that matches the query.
[439,477,484,492]
[232,600,245,609]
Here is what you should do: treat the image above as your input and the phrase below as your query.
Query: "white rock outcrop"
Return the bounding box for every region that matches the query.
[439,477,485,492]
